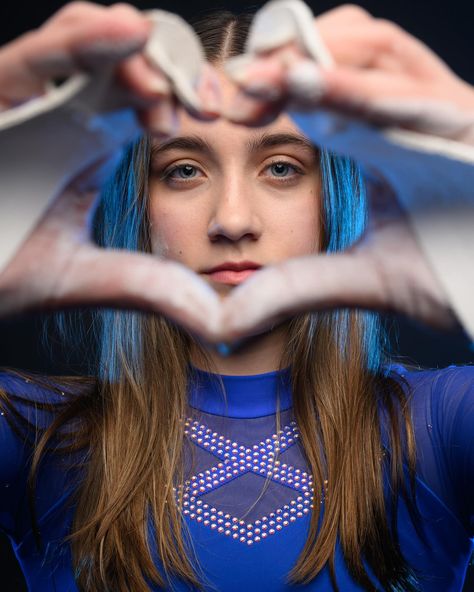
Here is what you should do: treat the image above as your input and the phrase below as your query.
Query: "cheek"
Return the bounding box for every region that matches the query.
[273,188,321,257]
[149,203,199,262]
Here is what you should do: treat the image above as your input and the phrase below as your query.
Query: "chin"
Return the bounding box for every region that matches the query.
[213,283,236,297]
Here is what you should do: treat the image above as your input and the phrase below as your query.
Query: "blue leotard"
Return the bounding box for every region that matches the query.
[0,365,473,590]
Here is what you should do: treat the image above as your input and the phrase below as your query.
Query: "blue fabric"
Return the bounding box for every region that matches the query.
[0,365,473,591]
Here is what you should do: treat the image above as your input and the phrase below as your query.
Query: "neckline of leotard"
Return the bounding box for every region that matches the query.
[187,366,292,418]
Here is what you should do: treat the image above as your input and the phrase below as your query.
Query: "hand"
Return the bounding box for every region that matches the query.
[225,3,474,144]
[216,1,474,337]
[0,2,219,132]
[0,179,223,342]
[0,2,222,338]
[221,173,459,342]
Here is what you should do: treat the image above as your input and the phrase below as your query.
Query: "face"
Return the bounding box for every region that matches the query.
[148,72,321,297]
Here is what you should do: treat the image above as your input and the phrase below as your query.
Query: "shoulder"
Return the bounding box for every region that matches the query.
[0,370,95,537]
[388,363,474,442]
[0,367,95,482]
[389,361,474,383]
[0,367,70,401]
[388,363,474,400]
[0,367,96,433]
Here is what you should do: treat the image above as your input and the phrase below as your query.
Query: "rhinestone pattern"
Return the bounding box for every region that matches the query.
[174,418,321,546]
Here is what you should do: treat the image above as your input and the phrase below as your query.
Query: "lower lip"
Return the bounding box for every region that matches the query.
[206,269,259,285]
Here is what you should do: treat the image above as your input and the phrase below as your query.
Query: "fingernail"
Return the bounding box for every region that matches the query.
[243,81,281,101]
[223,92,261,122]
[196,64,221,114]
[148,98,178,136]
[287,60,325,103]
[225,54,284,89]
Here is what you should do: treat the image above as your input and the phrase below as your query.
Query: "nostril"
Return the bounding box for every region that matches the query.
[208,231,259,244]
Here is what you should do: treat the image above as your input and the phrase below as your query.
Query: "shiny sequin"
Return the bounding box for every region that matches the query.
[173,418,322,546]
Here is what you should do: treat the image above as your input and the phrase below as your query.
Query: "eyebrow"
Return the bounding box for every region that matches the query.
[150,131,317,159]
[246,132,317,154]
[151,135,213,158]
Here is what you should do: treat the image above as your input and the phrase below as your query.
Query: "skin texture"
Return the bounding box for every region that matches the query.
[149,71,321,373]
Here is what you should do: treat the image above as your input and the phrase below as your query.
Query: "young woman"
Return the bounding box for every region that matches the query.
[0,4,472,592]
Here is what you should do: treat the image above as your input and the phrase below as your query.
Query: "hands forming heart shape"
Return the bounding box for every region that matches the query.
[0,0,473,345]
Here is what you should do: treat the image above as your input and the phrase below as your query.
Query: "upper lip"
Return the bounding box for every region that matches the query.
[202,261,262,273]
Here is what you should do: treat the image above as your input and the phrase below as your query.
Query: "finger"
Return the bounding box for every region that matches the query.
[224,91,284,126]
[0,2,150,102]
[116,53,172,104]
[286,61,417,109]
[226,14,451,102]
[285,62,464,136]
[138,96,179,137]
[223,240,457,343]
[221,254,385,341]
[191,63,222,119]
[21,187,101,246]
[317,20,414,69]
[34,3,151,71]
[315,4,372,28]
[52,247,223,342]
[129,60,221,124]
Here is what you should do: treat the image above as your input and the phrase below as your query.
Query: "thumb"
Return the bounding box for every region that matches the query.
[51,248,223,342]
[222,253,384,341]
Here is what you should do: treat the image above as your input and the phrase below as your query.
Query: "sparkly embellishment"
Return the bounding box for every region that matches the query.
[175,418,323,546]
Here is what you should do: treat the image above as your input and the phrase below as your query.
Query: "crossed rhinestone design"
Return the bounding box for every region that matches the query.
[173,418,320,546]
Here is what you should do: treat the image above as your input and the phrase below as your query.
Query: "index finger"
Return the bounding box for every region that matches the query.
[0,3,151,102]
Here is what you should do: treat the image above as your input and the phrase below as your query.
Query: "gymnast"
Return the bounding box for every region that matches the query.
[0,2,472,590]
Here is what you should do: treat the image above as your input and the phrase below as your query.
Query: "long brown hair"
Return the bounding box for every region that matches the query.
[0,11,421,592]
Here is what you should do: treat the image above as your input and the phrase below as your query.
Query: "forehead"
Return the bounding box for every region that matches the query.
[173,69,308,152]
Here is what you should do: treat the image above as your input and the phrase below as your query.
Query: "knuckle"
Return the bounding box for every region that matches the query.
[110,3,144,20]
[55,1,97,19]
[336,4,372,21]
[374,18,403,39]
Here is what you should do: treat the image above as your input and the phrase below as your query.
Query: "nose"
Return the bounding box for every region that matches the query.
[207,174,262,243]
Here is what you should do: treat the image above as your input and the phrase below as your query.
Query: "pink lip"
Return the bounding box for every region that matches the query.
[202,261,262,286]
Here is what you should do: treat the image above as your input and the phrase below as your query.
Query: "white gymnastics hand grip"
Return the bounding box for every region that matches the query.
[245,0,334,67]
[0,10,206,275]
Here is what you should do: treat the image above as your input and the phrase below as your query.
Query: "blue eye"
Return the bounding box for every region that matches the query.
[270,162,292,177]
[168,164,199,179]
[266,161,303,181]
